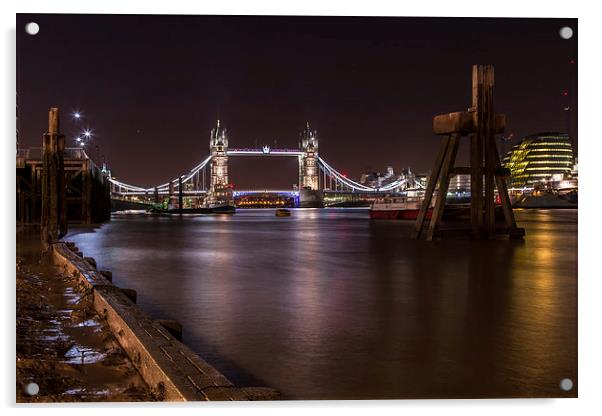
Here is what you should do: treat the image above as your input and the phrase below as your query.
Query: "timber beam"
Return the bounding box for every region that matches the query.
[433,111,506,135]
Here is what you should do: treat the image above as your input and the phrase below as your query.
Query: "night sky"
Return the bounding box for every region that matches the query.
[17,14,577,189]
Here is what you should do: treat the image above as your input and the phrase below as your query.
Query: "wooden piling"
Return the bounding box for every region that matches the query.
[412,137,450,239]
[426,133,460,240]
[57,131,67,237]
[413,65,524,240]
[83,158,93,224]
[476,66,496,238]
[40,108,67,246]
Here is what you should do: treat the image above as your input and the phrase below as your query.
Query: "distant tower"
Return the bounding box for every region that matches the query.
[209,120,229,193]
[299,122,319,190]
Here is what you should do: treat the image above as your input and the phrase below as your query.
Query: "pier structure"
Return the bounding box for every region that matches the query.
[412,65,524,240]
[16,108,111,230]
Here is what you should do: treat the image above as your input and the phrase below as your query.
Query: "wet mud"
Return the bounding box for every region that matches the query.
[16,231,157,402]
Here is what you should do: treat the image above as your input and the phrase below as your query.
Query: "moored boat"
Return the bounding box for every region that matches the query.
[369,197,432,220]
[369,196,475,220]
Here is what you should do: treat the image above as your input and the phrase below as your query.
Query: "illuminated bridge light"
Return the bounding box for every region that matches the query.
[227,148,305,157]
[107,145,425,197]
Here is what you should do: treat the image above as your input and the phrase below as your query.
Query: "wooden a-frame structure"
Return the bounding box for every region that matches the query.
[412,65,525,240]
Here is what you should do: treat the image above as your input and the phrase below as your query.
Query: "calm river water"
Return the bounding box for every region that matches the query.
[67,208,577,399]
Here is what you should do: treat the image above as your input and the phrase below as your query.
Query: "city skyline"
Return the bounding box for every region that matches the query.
[17,14,577,188]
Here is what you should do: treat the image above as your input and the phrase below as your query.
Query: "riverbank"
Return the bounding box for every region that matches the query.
[16,237,155,402]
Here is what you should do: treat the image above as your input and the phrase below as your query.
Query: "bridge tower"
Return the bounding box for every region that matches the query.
[206,120,232,206]
[298,122,323,207]
[299,122,319,190]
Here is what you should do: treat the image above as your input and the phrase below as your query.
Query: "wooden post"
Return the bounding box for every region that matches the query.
[82,159,92,224]
[80,160,87,223]
[414,65,524,240]
[475,65,497,238]
[41,131,54,244]
[490,131,519,231]
[31,166,37,224]
[41,108,66,246]
[17,177,25,223]
[87,164,93,224]
[412,137,450,239]
[57,131,67,237]
[470,67,484,238]
[426,134,460,240]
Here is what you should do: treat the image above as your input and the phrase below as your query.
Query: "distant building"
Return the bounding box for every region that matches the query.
[360,167,396,187]
[551,156,578,191]
[571,157,578,177]
[448,174,471,193]
[384,166,395,179]
[359,166,424,191]
[503,132,575,188]
[360,172,380,187]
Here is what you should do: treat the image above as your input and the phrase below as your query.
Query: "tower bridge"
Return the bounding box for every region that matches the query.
[108,121,425,208]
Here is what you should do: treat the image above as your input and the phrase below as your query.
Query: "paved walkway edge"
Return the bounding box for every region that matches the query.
[52,242,279,401]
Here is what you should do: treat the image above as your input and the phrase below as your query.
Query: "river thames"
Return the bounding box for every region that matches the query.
[66,208,577,399]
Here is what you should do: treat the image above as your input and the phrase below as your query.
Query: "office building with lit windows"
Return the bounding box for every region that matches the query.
[502,132,575,188]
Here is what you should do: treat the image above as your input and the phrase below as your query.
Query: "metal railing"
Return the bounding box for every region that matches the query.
[17,147,90,161]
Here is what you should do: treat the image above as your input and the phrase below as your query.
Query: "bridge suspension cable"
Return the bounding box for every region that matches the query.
[108,152,423,196]
[109,155,212,193]
[317,157,425,192]
[317,157,375,192]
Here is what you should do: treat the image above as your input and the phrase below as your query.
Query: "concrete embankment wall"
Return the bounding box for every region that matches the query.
[51,242,278,401]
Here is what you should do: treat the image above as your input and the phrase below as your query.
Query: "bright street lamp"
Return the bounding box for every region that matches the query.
[72,109,84,120]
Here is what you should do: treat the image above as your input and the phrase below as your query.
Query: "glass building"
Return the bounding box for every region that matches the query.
[502,132,574,188]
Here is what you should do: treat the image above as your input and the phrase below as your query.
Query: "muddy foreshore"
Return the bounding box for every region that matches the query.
[16,231,157,402]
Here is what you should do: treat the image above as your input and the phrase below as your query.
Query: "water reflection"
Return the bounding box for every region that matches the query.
[67,208,577,399]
